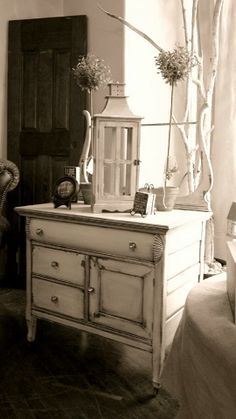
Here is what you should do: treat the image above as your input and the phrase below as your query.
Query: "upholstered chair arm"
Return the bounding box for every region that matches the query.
[0,158,20,215]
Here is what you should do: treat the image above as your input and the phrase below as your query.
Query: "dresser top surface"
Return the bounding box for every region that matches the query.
[15,202,211,232]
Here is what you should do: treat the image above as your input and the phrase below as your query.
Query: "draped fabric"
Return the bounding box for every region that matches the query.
[212,0,236,260]
[160,277,236,419]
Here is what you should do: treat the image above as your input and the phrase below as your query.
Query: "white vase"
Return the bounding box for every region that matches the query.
[154,186,179,211]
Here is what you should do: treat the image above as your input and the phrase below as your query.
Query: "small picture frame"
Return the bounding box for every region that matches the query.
[52,175,79,209]
[131,191,156,217]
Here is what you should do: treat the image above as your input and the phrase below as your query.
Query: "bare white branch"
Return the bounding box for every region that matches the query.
[191,0,199,55]
[172,114,189,147]
[199,103,214,193]
[207,0,225,101]
[181,0,189,47]
[192,78,206,101]
[97,3,163,53]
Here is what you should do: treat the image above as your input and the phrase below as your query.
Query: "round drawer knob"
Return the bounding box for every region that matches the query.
[36,228,43,236]
[51,296,58,303]
[129,241,137,251]
[51,261,59,269]
[88,287,95,294]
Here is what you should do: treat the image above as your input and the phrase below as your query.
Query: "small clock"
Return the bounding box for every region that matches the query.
[52,175,79,209]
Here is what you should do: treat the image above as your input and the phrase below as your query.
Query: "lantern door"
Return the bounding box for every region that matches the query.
[92,119,140,212]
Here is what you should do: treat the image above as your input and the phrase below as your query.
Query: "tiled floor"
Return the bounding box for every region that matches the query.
[0,288,178,418]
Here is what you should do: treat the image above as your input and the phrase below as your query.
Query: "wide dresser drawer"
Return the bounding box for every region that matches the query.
[29,218,155,261]
[32,278,84,319]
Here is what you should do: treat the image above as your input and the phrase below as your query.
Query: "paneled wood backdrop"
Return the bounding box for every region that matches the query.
[7,16,88,285]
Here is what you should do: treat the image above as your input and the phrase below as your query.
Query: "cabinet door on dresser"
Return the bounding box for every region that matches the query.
[89,257,154,340]
[31,244,86,320]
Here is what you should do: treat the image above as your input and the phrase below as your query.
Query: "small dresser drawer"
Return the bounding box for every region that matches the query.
[32,245,85,286]
[32,278,84,319]
[29,218,155,260]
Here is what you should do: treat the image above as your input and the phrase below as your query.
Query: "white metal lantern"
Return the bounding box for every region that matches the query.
[92,83,142,213]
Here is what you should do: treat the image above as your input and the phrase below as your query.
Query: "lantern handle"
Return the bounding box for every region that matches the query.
[79,110,92,183]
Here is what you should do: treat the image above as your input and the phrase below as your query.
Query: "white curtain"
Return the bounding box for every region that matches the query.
[212,0,236,260]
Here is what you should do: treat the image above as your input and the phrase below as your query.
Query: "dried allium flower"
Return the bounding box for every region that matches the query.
[155,46,197,85]
[72,54,112,92]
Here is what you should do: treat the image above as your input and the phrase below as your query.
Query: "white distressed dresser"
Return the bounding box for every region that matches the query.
[15,203,210,391]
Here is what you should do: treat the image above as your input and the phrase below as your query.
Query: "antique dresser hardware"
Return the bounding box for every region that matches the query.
[51,261,59,269]
[51,296,58,303]
[129,242,137,251]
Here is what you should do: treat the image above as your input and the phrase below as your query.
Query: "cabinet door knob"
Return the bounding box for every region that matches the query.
[36,228,43,236]
[51,261,59,269]
[88,287,95,294]
[51,296,58,303]
[129,241,137,251]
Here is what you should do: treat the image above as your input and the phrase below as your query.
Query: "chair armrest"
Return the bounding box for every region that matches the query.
[0,159,20,213]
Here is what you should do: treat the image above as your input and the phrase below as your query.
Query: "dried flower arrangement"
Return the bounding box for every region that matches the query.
[155,46,196,86]
[155,46,197,190]
[152,46,197,209]
[72,54,112,113]
[72,54,111,90]
[72,54,112,189]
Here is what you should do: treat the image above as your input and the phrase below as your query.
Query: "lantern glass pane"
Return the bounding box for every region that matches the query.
[104,163,115,195]
[120,128,132,160]
[102,125,134,197]
[104,127,116,159]
[119,163,132,196]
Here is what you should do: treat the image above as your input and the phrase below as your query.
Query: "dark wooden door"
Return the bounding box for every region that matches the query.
[7,16,87,284]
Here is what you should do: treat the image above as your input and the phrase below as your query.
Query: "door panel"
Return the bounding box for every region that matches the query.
[7,16,87,284]
[8,15,87,202]
[89,257,154,340]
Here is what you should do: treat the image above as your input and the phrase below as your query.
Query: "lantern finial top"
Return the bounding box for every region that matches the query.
[108,82,126,97]
[94,82,142,119]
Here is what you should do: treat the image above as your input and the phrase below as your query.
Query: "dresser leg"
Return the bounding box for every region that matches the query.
[26,317,37,342]
[152,350,161,396]
[152,381,161,396]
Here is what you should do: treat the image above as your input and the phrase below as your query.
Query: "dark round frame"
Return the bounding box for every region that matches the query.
[52,175,78,209]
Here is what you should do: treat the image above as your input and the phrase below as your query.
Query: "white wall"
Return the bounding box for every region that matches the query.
[0,0,64,157]
[63,0,125,114]
[124,1,187,188]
